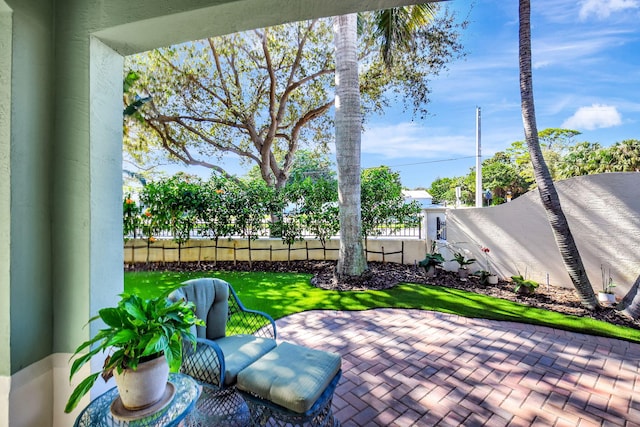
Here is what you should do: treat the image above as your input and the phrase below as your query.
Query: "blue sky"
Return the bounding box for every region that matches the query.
[155,0,640,190]
[358,0,640,188]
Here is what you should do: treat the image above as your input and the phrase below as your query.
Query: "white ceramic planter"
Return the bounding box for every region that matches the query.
[114,354,170,410]
[424,266,436,277]
[487,275,498,285]
[598,292,616,304]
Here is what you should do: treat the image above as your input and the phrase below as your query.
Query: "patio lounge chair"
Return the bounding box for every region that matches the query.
[168,278,277,421]
[171,278,341,426]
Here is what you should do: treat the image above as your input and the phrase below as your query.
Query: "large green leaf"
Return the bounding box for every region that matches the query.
[166,336,183,372]
[65,372,101,413]
[69,346,103,379]
[143,334,167,357]
[122,295,148,321]
[164,311,182,324]
[109,329,137,346]
[71,330,110,354]
[99,307,123,328]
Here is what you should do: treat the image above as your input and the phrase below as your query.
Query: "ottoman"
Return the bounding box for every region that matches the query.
[237,342,342,426]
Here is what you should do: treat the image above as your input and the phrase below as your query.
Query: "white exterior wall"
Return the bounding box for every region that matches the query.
[446,173,640,295]
[422,208,447,243]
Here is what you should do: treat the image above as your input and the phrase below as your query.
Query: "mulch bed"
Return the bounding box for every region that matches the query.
[126,260,640,331]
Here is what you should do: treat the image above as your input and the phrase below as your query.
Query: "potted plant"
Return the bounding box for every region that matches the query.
[419,243,445,277]
[64,293,204,414]
[451,251,476,280]
[598,265,616,304]
[487,273,499,285]
[480,246,498,284]
[473,270,497,285]
[511,275,539,295]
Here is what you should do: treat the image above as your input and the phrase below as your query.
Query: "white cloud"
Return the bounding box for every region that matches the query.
[561,104,622,130]
[579,0,640,20]
[532,60,552,69]
[361,122,475,159]
[536,0,583,23]
[532,28,634,69]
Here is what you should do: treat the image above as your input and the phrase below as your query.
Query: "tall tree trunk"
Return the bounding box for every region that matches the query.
[519,0,598,310]
[619,275,640,319]
[334,14,367,277]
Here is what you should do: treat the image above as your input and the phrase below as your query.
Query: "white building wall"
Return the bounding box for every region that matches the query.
[446,173,640,296]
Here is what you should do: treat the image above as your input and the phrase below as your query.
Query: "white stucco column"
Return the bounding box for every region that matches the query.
[0,3,12,373]
[51,30,125,427]
[0,5,12,427]
[88,37,124,342]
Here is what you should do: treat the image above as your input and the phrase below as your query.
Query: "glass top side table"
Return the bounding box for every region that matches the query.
[74,373,200,427]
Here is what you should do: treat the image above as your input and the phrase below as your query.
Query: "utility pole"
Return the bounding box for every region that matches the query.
[475,106,482,207]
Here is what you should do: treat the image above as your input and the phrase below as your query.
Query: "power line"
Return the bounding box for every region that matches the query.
[384,155,476,168]
[289,155,478,175]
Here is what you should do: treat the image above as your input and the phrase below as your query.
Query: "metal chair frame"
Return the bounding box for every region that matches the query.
[239,371,342,427]
[175,280,277,425]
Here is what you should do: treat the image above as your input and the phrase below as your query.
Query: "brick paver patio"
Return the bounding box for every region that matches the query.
[276,309,640,427]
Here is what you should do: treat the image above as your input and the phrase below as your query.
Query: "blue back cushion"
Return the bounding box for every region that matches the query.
[169,278,230,340]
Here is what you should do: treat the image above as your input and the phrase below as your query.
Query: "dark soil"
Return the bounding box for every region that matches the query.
[126,260,640,331]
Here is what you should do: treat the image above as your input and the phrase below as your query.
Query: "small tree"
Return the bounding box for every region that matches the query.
[361,166,421,246]
[299,178,340,256]
[228,180,276,267]
[123,194,141,240]
[272,211,305,264]
[123,194,141,264]
[281,177,339,260]
[141,174,205,264]
[428,177,457,205]
[611,139,640,172]
[198,176,236,265]
[139,208,162,265]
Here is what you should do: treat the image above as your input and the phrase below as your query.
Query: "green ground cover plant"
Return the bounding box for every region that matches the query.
[125,270,640,344]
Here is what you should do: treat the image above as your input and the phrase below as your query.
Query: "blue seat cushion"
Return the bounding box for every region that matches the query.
[215,335,277,386]
[237,342,341,413]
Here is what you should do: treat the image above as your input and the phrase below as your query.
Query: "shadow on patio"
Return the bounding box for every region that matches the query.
[276,309,640,426]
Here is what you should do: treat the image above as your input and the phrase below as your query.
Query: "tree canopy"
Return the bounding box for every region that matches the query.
[428,129,640,206]
[124,8,464,189]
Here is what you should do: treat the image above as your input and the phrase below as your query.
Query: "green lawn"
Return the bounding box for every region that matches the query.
[125,270,640,344]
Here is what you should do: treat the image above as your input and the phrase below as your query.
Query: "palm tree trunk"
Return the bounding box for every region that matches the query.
[334,14,367,277]
[619,276,640,319]
[519,0,598,310]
